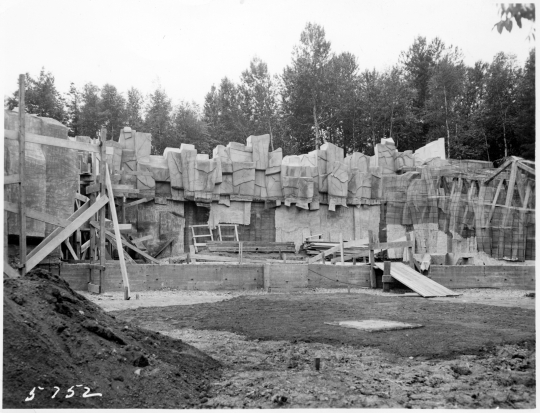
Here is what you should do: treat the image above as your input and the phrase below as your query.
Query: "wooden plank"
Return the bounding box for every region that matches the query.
[105,163,131,298]
[85,183,101,195]
[487,178,505,224]
[125,198,152,208]
[64,239,79,260]
[4,261,20,278]
[498,162,518,257]
[368,230,376,288]
[5,129,101,154]
[504,161,518,209]
[339,233,344,264]
[87,283,100,293]
[18,75,27,276]
[152,238,174,258]
[80,239,90,253]
[99,129,106,289]
[191,253,253,263]
[89,222,161,264]
[75,193,89,202]
[382,261,392,292]
[25,196,108,272]
[89,220,132,232]
[4,201,69,228]
[132,234,153,243]
[406,232,415,270]
[4,174,20,185]
[516,160,535,176]
[26,201,90,262]
[112,184,137,191]
[483,159,513,185]
[375,262,459,297]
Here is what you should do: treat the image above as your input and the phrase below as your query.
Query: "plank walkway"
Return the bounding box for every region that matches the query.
[375,262,460,297]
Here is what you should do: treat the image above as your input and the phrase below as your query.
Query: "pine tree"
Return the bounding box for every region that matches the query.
[144,87,173,154]
[6,68,66,123]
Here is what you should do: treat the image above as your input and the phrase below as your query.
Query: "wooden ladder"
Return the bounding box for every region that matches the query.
[190,224,214,253]
[217,224,239,242]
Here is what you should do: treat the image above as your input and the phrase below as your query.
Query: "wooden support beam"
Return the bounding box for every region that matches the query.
[125,198,152,208]
[85,183,101,195]
[504,161,518,208]
[368,230,376,289]
[75,193,89,203]
[131,234,153,243]
[26,201,90,263]
[4,174,20,185]
[483,159,513,185]
[406,232,415,270]
[4,261,20,279]
[80,239,91,253]
[382,261,392,292]
[99,129,106,290]
[487,178,505,224]
[25,196,108,272]
[64,239,79,260]
[5,129,101,155]
[105,163,131,298]
[89,222,161,264]
[18,75,27,275]
[516,160,535,176]
[4,201,70,228]
[89,220,132,232]
[339,233,344,264]
[152,238,174,258]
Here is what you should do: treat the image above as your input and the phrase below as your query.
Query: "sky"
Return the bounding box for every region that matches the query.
[1,0,535,107]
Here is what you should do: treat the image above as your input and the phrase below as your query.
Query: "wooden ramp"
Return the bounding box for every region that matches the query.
[375,262,460,298]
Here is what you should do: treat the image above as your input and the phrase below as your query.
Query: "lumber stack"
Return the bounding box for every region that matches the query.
[302,238,368,257]
[206,241,295,253]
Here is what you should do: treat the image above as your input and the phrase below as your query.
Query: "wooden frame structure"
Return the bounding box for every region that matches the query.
[4,76,131,299]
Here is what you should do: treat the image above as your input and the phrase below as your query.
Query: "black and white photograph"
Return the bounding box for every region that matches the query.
[1,0,536,409]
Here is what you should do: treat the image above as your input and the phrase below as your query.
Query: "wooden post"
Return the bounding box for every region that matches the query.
[99,128,107,290]
[121,196,126,223]
[499,161,518,257]
[321,251,325,265]
[339,233,344,264]
[89,187,97,286]
[18,74,27,275]
[368,230,376,288]
[406,232,415,270]
[105,163,131,299]
[239,241,243,264]
[382,261,392,292]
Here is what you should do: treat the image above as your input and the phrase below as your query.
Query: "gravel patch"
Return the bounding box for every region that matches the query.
[81,286,535,312]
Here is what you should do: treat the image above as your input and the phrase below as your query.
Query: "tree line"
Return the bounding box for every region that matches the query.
[5,23,535,162]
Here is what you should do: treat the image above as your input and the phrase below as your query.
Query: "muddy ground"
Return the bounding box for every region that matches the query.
[105,288,536,408]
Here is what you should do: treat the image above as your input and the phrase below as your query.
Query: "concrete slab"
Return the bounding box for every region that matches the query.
[325,319,423,332]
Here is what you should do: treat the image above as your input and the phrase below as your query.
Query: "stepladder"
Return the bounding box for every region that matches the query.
[217,224,239,242]
[190,224,214,253]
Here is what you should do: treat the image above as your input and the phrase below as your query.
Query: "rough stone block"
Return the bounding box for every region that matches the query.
[246,134,270,170]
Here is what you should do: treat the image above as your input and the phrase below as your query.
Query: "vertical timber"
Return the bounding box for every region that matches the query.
[18,74,27,276]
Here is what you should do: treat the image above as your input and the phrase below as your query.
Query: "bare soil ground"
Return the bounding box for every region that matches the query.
[104,288,535,409]
[3,270,220,409]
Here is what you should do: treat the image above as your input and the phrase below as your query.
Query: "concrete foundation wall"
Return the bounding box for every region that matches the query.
[429,265,535,290]
[61,263,263,292]
[59,263,535,293]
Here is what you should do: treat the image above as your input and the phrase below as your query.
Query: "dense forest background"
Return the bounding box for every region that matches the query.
[5,22,535,163]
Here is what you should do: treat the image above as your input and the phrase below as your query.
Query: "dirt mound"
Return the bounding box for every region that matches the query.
[3,269,221,408]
